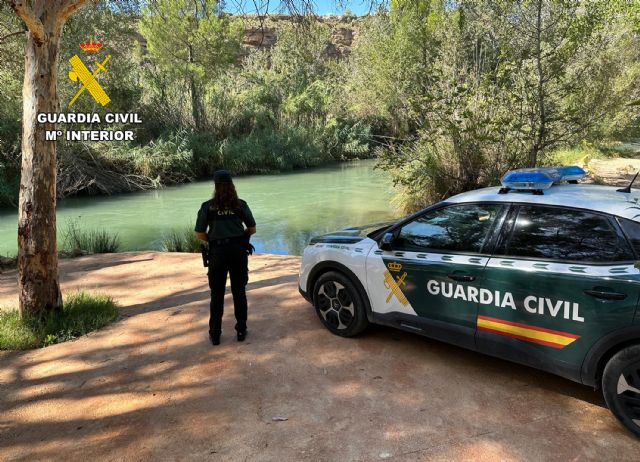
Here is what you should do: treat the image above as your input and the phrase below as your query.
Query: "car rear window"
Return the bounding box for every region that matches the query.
[499,205,633,263]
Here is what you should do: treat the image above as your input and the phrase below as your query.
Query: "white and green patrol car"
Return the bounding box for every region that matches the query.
[298,167,640,436]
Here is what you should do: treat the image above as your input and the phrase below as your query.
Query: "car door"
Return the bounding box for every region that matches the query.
[477,204,640,382]
[365,202,507,349]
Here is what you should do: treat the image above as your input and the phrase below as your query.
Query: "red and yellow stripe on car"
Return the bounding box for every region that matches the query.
[477,315,580,349]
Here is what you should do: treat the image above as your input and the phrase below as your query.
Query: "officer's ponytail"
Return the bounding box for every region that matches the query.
[211,181,241,212]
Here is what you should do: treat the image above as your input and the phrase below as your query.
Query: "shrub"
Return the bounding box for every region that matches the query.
[0,291,118,350]
[188,132,223,176]
[220,126,330,174]
[0,152,20,207]
[321,116,377,160]
[62,218,121,254]
[162,226,202,253]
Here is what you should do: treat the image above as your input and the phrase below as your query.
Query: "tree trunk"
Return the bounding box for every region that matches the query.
[18,21,63,319]
[530,0,546,168]
[190,74,202,130]
[188,44,203,130]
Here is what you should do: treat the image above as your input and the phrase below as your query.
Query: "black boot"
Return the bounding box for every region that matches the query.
[237,331,246,342]
[210,333,221,345]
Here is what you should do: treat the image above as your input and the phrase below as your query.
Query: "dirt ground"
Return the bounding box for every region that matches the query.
[0,252,639,461]
[587,156,640,186]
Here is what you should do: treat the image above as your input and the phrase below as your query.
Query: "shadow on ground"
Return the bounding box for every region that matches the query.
[0,252,637,461]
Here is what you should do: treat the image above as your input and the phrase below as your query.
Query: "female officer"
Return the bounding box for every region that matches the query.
[195,170,256,345]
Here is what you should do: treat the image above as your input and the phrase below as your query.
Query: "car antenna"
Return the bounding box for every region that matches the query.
[617,171,639,193]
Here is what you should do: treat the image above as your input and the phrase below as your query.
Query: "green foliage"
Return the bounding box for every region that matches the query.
[106,131,195,183]
[0,160,19,207]
[140,0,241,129]
[162,226,202,253]
[220,127,328,173]
[0,5,23,208]
[0,292,118,350]
[543,142,609,167]
[1,4,638,211]
[351,0,640,212]
[62,218,122,254]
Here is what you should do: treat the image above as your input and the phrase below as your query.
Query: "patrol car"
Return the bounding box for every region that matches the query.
[298,166,640,436]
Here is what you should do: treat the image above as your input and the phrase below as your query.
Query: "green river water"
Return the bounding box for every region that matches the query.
[0,160,399,257]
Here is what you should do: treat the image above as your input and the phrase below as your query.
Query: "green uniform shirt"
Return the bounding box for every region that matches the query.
[195,199,256,241]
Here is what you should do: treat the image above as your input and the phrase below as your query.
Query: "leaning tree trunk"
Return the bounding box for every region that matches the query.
[18,23,64,318]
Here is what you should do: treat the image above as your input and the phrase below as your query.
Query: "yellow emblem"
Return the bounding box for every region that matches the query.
[384,262,409,306]
[68,54,111,107]
[387,261,402,272]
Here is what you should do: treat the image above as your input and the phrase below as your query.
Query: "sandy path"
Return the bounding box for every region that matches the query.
[0,252,638,461]
[588,157,640,186]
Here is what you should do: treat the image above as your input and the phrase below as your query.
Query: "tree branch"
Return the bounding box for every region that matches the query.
[58,0,89,22]
[8,1,44,44]
[0,29,24,44]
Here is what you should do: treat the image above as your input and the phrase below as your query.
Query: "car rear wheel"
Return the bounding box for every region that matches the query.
[602,344,640,436]
[313,271,369,337]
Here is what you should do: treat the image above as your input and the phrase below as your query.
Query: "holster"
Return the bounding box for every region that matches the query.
[200,243,209,267]
[242,235,256,255]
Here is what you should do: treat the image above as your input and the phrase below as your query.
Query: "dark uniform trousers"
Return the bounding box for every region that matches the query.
[207,241,249,335]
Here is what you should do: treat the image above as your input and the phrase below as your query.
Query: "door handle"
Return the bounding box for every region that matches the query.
[583,289,627,301]
[447,273,476,282]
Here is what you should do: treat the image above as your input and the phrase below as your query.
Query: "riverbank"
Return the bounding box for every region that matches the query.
[1,251,637,460]
[0,127,377,208]
[0,160,397,257]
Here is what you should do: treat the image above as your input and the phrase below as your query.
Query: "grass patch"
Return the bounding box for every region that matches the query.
[0,310,39,350]
[162,226,201,253]
[0,291,118,350]
[62,218,121,254]
[543,142,610,166]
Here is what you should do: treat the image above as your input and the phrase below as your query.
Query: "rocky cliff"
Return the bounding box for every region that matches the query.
[241,15,360,59]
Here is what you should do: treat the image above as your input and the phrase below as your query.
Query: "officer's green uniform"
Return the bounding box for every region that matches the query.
[195,177,256,342]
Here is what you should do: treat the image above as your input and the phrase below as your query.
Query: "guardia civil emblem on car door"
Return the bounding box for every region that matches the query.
[384,261,408,305]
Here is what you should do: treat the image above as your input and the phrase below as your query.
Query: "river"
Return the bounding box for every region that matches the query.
[0,159,399,257]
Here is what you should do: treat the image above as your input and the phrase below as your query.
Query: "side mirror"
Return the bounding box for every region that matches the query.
[379,232,394,251]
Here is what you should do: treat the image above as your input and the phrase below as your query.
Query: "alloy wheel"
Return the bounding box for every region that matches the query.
[316,280,355,330]
[617,363,640,427]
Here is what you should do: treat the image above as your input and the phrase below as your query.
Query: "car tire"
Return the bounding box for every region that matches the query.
[602,344,640,436]
[312,271,369,337]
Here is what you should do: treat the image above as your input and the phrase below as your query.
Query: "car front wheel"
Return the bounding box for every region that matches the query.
[602,344,640,436]
[312,271,369,337]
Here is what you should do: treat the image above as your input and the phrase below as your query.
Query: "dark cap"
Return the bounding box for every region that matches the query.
[214,170,232,184]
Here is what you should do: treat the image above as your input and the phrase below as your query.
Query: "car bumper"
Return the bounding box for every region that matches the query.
[299,286,312,303]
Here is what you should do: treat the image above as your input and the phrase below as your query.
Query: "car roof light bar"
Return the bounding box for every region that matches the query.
[499,166,587,195]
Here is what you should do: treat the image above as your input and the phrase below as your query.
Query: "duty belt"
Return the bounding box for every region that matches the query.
[209,235,246,247]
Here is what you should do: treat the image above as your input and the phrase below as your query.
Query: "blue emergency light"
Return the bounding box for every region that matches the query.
[500,166,586,194]
[556,165,587,182]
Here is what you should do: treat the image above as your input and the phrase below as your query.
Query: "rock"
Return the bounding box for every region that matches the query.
[241,15,359,59]
[242,26,278,48]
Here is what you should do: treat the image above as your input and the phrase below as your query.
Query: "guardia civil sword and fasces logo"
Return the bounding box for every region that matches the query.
[68,39,111,107]
[383,261,581,349]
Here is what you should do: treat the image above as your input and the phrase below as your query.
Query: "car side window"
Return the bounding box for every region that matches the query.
[500,205,633,263]
[619,218,640,258]
[395,204,504,253]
